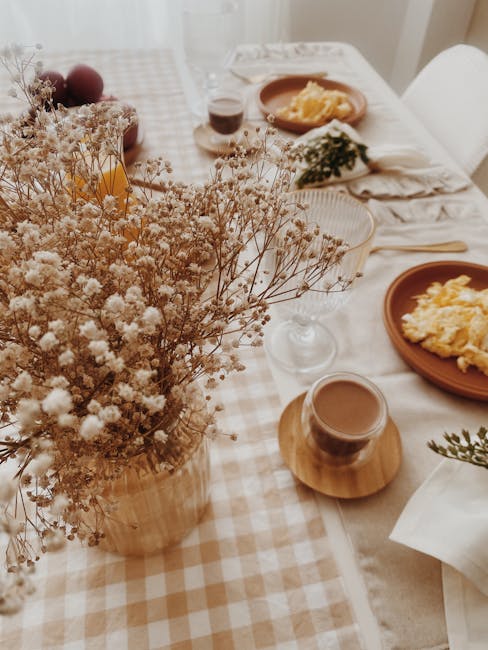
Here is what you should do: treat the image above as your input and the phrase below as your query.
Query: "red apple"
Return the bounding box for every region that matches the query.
[64,94,79,107]
[66,64,104,104]
[38,70,68,107]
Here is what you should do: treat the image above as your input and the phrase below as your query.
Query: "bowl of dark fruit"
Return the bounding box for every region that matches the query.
[30,63,141,160]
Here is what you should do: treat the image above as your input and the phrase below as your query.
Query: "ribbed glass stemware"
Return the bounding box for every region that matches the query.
[265,189,375,378]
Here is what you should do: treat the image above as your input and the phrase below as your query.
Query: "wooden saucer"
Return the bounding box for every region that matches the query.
[278,392,402,499]
[193,122,258,156]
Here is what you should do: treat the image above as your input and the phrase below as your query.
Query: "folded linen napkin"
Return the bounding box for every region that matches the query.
[367,196,480,224]
[229,43,342,90]
[390,458,488,597]
[293,120,470,198]
[442,563,488,650]
[230,42,344,67]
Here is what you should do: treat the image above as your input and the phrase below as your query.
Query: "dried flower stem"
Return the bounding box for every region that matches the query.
[0,46,350,612]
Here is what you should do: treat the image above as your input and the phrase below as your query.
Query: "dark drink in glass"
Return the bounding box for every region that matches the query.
[301,372,388,466]
[207,90,244,139]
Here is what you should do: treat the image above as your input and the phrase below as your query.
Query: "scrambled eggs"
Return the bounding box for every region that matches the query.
[276,81,352,124]
[401,274,488,375]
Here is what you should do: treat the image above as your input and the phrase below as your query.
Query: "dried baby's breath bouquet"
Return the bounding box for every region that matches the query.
[0,46,348,612]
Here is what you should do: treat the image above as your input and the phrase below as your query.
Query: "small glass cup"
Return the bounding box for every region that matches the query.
[301,372,388,467]
[207,89,244,144]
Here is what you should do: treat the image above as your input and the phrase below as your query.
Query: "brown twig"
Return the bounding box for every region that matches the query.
[129,177,166,192]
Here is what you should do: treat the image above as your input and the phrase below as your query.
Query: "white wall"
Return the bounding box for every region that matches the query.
[467,0,488,194]
[0,0,485,95]
[466,0,488,52]
[288,0,408,85]
[0,0,178,50]
[391,0,476,92]
[287,0,478,93]
[416,0,476,70]
[0,0,289,53]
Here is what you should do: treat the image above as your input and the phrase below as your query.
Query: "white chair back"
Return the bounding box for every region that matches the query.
[402,44,488,176]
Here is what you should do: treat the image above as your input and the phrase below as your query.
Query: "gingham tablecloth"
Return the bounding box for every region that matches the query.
[0,49,361,650]
[230,42,488,650]
[1,352,360,650]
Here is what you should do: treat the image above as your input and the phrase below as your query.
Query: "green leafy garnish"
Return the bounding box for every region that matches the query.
[428,426,488,469]
[294,130,369,189]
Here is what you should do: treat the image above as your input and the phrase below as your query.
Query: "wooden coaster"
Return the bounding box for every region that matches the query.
[278,392,402,499]
[193,122,258,156]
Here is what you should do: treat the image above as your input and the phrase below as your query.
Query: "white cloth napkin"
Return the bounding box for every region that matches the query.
[294,119,470,197]
[442,563,488,650]
[367,196,481,224]
[229,42,344,71]
[295,119,429,177]
[390,458,488,596]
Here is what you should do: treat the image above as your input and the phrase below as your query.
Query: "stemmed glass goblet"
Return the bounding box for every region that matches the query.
[182,0,240,116]
[265,189,375,379]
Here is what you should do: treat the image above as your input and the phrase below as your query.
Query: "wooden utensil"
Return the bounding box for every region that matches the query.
[371,240,467,253]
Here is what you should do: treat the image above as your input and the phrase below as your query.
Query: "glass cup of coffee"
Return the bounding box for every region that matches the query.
[301,372,388,467]
[207,89,244,144]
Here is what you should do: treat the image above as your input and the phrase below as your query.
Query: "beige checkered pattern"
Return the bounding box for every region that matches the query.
[0,49,361,649]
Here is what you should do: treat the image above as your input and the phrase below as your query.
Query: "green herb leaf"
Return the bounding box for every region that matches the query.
[429,426,488,469]
[294,130,370,189]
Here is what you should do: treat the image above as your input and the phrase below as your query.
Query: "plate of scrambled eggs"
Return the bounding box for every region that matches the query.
[384,261,488,401]
[258,76,367,134]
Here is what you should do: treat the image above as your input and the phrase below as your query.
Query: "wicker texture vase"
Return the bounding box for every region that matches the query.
[94,431,210,556]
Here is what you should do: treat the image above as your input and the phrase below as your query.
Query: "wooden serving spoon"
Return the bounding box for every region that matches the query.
[371,240,468,253]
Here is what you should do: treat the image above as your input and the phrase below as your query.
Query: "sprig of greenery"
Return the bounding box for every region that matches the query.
[294,131,370,189]
[428,426,488,469]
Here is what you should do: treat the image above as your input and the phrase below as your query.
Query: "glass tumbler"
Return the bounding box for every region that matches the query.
[301,372,388,467]
[207,89,244,144]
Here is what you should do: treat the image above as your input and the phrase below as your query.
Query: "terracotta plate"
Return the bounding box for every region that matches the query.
[383,261,488,401]
[258,75,367,134]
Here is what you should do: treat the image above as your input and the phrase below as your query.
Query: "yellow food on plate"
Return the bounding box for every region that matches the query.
[276,81,353,124]
[401,275,488,375]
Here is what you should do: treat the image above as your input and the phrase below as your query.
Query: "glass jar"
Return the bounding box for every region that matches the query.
[88,407,211,556]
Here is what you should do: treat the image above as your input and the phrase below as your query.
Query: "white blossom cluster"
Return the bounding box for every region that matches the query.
[0,48,347,612]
